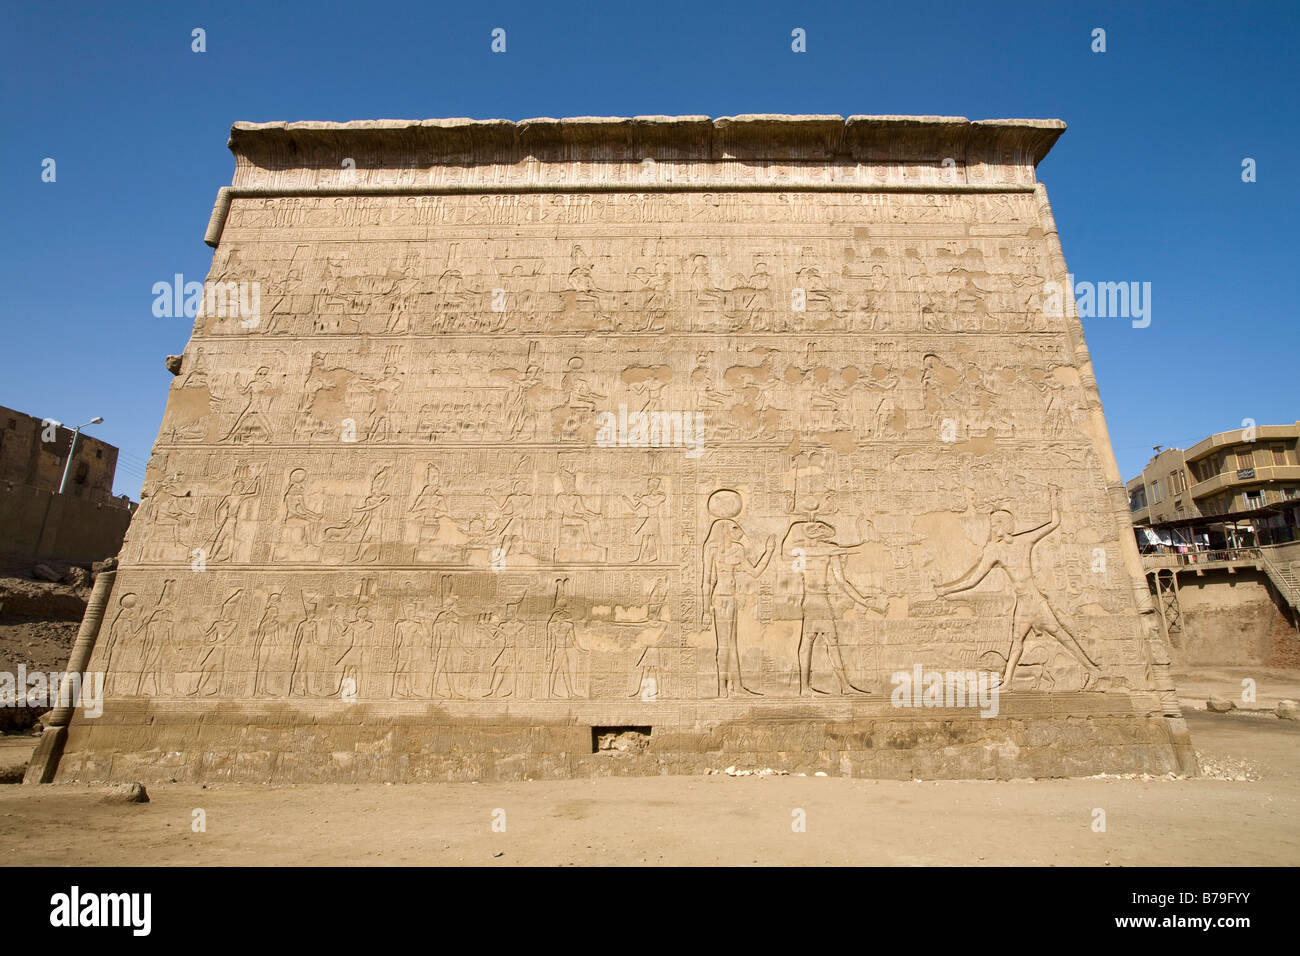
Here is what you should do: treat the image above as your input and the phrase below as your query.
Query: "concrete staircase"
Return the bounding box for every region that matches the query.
[1259,547,1300,611]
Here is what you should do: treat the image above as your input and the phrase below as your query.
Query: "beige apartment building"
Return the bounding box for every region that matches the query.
[1127,422,1300,547]
[1126,423,1300,666]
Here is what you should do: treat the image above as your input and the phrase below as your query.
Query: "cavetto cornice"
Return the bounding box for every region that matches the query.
[206,115,1066,245]
[228,114,1065,170]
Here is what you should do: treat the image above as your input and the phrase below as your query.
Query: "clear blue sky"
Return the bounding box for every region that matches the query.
[3,0,1296,498]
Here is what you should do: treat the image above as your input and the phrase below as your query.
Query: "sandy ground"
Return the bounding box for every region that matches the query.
[1,708,1297,866]
[0,619,79,678]
[1173,665,1299,712]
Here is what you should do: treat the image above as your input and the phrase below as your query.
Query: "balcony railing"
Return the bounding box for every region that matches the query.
[1140,542,1300,610]
[1187,463,1300,498]
[1141,547,1262,568]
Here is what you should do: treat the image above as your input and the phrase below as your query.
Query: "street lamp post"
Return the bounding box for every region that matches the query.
[57,417,104,495]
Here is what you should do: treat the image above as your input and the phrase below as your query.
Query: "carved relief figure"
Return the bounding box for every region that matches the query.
[554,470,604,562]
[484,599,523,699]
[296,595,336,698]
[359,364,404,442]
[701,490,775,697]
[561,356,605,411]
[502,362,543,440]
[782,519,883,695]
[253,591,291,697]
[430,578,461,699]
[336,605,371,697]
[221,366,276,443]
[410,464,453,561]
[102,592,141,695]
[623,477,668,563]
[136,579,176,697]
[145,471,195,561]
[190,587,241,697]
[392,600,427,699]
[546,578,581,699]
[936,488,1102,689]
[208,466,262,562]
[490,478,532,561]
[325,466,391,563]
[279,468,323,561]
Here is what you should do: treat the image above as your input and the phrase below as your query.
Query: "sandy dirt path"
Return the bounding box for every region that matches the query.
[1,712,1296,866]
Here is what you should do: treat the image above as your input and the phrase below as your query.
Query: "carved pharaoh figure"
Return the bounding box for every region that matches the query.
[409,463,452,561]
[623,477,668,564]
[190,588,242,698]
[324,466,391,563]
[221,366,276,443]
[936,488,1102,690]
[430,580,461,699]
[553,470,604,563]
[546,578,581,699]
[392,600,428,699]
[208,467,261,563]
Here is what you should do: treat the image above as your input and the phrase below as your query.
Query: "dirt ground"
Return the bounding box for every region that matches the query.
[0,705,1296,866]
[0,573,86,677]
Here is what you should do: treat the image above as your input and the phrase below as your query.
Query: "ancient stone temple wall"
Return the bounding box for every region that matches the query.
[47,115,1194,783]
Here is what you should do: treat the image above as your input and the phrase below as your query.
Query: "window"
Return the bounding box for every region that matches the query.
[95,448,102,460]
[1273,444,1287,466]
[1151,480,1162,503]
[1237,448,1254,470]
[1244,489,1264,509]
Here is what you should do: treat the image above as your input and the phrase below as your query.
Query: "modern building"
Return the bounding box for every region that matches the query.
[1125,422,1300,666]
[0,405,122,505]
[1127,422,1300,548]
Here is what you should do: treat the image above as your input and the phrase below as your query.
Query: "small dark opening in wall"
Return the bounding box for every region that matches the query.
[591,726,652,754]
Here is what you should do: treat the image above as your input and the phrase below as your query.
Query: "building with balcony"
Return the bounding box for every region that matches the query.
[1127,422,1300,549]
[1125,422,1300,667]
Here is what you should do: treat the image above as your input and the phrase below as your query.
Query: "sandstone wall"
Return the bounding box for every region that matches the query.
[47,116,1191,782]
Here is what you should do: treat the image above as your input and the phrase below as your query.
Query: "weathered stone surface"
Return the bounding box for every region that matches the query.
[49,115,1190,783]
[1207,696,1236,713]
[100,782,149,804]
[31,563,62,583]
[63,566,91,589]
[1277,700,1298,720]
[0,694,48,734]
